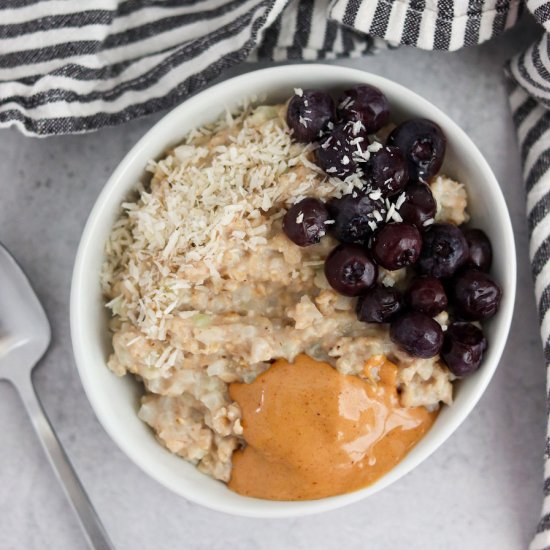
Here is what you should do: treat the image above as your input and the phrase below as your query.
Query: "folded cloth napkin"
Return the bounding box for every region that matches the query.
[0,0,523,136]
[2,0,550,546]
[505,4,550,547]
[0,0,387,135]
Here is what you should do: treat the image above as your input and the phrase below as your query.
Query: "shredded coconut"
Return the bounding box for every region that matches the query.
[102,103,363,345]
[369,189,383,201]
[367,141,383,153]
[395,192,407,209]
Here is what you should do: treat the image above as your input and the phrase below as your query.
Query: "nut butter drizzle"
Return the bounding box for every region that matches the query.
[229,354,437,500]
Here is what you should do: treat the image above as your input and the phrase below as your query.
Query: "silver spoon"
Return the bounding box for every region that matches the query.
[0,243,114,550]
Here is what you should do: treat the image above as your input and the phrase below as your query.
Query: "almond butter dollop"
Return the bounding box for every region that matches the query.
[228,354,437,500]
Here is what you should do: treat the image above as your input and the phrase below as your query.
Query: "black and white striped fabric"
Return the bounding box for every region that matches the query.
[3,0,550,546]
[505,4,550,548]
[331,0,522,50]
[0,0,524,136]
[508,80,550,550]
[0,0,390,136]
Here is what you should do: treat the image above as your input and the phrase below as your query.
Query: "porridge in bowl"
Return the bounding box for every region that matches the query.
[101,85,502,500]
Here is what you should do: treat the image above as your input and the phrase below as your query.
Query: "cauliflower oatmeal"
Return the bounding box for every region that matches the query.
[102,85,499,500]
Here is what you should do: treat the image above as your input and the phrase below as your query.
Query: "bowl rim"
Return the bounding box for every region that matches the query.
[70,63,517,518]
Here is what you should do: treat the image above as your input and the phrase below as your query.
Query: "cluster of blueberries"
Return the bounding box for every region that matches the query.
[281,85,502,377]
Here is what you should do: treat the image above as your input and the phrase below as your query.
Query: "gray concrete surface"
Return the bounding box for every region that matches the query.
[0,15,545,550]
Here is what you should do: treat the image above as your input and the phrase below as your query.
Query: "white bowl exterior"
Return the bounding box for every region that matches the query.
[71,65,516,518]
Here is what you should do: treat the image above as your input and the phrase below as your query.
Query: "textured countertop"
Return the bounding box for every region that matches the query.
[0,15,545,550]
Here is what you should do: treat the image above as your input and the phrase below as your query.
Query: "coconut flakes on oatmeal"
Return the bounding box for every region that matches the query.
[102,101,468,483]
[101,104,363,341]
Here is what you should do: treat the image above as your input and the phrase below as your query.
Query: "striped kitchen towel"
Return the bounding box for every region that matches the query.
[0,0,387,136]
[506,10,550,549]
[0,0,522,136]
[509,78,550,549]
[3,0,550,547]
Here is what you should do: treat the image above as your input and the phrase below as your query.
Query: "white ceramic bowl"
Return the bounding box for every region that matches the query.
[71,64,516,518]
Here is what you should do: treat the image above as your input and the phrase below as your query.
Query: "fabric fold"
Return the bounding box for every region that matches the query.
[508,32,550,109]
[329,0,522,50]
[0,0,287,135]
[0,0,386,136]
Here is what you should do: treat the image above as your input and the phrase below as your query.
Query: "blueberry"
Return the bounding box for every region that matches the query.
[441,322,488,376]
[364,145,409,197]
[327,190,385,244]
[406,276,448,317]
[336,85,390,134]
[390,311,444,358]
[451,269,502,321]
[286,89,335,142]
[324,244,378,296]
[283,197,330,247]
[418,223,469,278]
[316,121,370,178]
[371,222,423,270]
[396,183,436,229]
[388,119,446,183]
[356,285,403,323]
[463,228,492,272]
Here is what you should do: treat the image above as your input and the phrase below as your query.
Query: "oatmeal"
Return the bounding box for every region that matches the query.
[102,85,500,498]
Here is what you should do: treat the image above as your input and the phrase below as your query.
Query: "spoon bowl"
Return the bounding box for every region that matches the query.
[0,243,50,383]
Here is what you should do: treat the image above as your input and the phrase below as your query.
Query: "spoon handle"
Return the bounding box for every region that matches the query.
[14,372,115,550]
